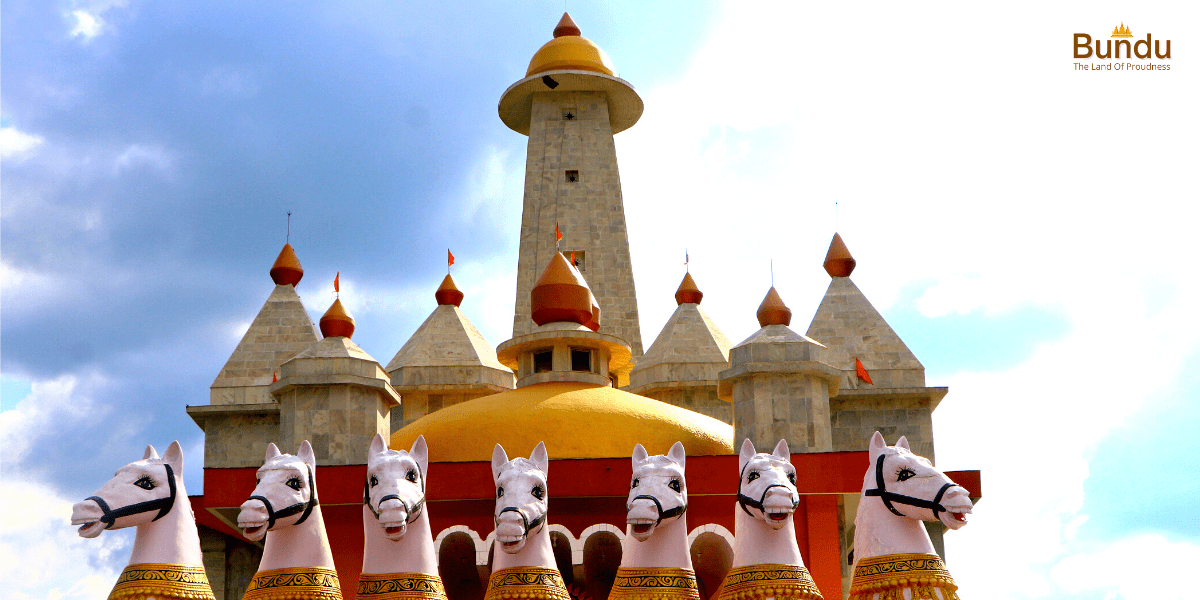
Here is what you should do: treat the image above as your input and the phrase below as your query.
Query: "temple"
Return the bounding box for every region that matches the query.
[185,13,980,600]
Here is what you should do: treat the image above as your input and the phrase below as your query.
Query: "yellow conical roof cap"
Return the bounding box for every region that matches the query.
[526,13,616,77]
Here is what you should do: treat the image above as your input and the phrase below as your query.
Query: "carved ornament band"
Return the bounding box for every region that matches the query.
[243,566,343,600]
[107,563,215,600]
[609,567,700,600]
[716,564,823,600]
[356,572,447,600]
[848,553,958,600]
[483,566,570,600]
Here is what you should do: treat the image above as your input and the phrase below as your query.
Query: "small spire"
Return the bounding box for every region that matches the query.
[435,274,464,307]
[675,272,703,305]
[531,252,595,327]
[756,287,792,327]
[319,298,356,338]
[270,243,304,286]
[553,12,581,37]
[823,232,856,278]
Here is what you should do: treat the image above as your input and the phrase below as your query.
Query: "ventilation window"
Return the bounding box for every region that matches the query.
[533,350,553,373]
[571,349,593,373]
[565,170,579,183]
[562,108,578,121]
[564,250,585,271]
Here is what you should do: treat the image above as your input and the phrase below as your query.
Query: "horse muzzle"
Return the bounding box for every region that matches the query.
[375,498,410,540]
[70,499,106,538]
[626,498,662,541]
[495,512,530,554]
[237,498,270,541]
[937,488,973,530]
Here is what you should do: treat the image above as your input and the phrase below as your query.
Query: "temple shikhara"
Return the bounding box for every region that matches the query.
[184,13,980,600]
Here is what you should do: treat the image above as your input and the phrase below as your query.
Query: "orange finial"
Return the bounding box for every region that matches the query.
[675,272,703,305]
[531,252,595,326]
[319,298,356,338]
[823,232,856,278]
[435,274,464,307]
[270,243,304,286]
[554,12,581,37]
[756,287,792,327]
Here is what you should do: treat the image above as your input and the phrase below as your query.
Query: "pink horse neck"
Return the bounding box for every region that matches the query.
[128,491,204,566]
[731,507,802,568]
[491,526,555,571]
[257,505,337,571]
[361,505,438,575]
[621,516,692,569]
[852,498,935,565]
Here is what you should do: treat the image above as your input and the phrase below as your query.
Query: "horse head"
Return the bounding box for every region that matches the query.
[737,438,799,530]
[626,441,687,542]
[238,441,319,542]
[72,441,185,538]
[863,431,972,530]
[365,433,428,541]
[491,442,549,555]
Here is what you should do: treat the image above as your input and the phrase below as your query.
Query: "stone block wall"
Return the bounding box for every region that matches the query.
[276,385,392,465]
[730,373,833,453]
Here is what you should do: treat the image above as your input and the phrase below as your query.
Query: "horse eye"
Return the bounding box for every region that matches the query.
[897,468,916,482]
[669,479,682,493]
[631,478,640,488]
[787,472,796,484]
[134,476,155,490]
[532,486,545,500]
[287,477,303,490]
[747,471,760,482]
[406,470,418,483]
[369,475,379,487]
[496,487,504,499]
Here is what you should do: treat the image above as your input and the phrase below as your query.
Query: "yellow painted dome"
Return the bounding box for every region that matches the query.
[526,14,615,77]
[391,381,734,461]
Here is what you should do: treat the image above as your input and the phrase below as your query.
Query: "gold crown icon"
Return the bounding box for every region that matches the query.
[1111,23,1133,38]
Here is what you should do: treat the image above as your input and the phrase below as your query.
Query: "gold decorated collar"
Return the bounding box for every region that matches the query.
[108,563,215,600]
[849,553,958,600]
[357,572,447,600]
[716,564,823,600]
[484,566,570,600]
[243,566,342,600]
[609,567,700,600]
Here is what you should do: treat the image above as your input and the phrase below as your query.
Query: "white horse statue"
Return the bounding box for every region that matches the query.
[609,441,699,600]
[484,442,569,600]
[71,441,216,600]
[716,439,823,600]
[847,432,972,600]
[359,433,447,600]
[237,440,342,600]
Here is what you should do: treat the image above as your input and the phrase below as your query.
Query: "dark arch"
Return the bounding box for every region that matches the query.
[551,530,576,586]
[582,531,622,600]
[691,532,733,600]
[439,532,484,600]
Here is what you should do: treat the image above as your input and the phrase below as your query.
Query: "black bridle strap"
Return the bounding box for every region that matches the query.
[496,506,546,536]
[87,464,178,529]
[364,484,426,525]
[627,494,687,527]
[250,464,318,530]
[864,453,959,518]
[736,462,798,517]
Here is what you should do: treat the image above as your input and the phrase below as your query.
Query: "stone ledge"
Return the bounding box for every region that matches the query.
[624,379,728,398]
[833,386,949,410]
[186,403,280,430]
[717,361,843,399]
[269,374,401,407]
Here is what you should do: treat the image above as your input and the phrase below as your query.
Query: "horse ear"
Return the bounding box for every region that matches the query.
[530,441,549,475]
[632,443,648,469]
[144,445,159,460]
[492,444,509,482]
[265,443,281,461]
[772,439,790,461]
[411,435,429,479]
[668,441,686,472]
[163,441,184,473]
[369,433,387,459]
[298,440,316,467]
[739,438,756,473]
[895,436,911,452]
[869,431,886,457]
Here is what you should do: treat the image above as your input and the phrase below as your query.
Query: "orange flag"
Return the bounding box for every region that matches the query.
[334,272,340,293]
[556,223,563,242]
[272,371,278,383]
[855,357,874,385]
[448,249,455,268]
[571,250,576,265]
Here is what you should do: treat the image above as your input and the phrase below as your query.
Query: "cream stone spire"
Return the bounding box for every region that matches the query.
[501,13,645,363]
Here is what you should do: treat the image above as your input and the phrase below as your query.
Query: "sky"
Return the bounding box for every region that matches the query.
[1,1,1197,598]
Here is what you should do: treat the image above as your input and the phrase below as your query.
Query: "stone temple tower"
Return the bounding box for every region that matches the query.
[499,13,645,362]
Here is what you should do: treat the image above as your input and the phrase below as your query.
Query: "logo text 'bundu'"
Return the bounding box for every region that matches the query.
[1075,23,1171,59]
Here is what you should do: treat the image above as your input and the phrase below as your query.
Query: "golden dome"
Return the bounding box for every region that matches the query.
[319,298,356,338]
[391,381,734,462]
[435,274,464,307]
[531,252,595,327]
[675,272,703,305]
[526,13,616,77]
[756,286,792,327]
[823,232,856,278]
[270,243,304,286]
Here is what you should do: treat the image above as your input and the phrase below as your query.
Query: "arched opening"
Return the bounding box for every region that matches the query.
[691,532,733,600]
[551,530,576,586]
[582,531,622,600]
[439,532,484,600]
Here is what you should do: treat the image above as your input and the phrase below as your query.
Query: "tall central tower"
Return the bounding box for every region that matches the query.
[499,13,645,359]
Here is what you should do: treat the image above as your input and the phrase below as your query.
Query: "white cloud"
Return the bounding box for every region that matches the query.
[69,10,103,39]
[114,143,176,175]
[66,1,130,41]
[0,127,45,160]
[0,373,108,467]
[1051,533,1200,600]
